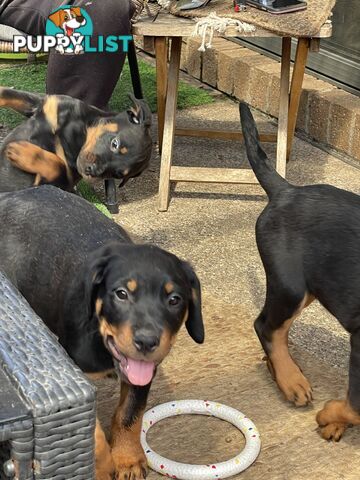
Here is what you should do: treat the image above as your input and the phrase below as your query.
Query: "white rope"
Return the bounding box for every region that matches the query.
[192,12,256,51]
[157,0,172,9]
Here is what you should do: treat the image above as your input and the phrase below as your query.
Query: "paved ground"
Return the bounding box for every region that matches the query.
[105,97,356,370]
[91,96,360,479]
[2,90,360,478]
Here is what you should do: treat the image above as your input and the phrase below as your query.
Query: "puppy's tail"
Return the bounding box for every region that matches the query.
[239,102,288,198]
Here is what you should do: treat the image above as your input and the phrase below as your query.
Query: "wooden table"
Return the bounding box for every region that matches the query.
[133,10,332,211]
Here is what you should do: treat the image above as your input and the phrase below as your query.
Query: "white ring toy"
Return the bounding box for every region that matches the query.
[141,399,261,480]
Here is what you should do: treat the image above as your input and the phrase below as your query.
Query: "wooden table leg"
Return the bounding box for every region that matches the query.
[287,38,310,161]
[276,37,291,177]
[158,37,182,212]
[155,37,168,154]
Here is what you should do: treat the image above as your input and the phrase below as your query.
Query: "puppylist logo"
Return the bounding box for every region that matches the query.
[13,6,132,54]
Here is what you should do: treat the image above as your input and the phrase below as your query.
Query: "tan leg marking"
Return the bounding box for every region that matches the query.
[316,399,360,441]
[5,141,72,186]
[268,294,314,407]
[111,383,148,480]
[95,418,115,480]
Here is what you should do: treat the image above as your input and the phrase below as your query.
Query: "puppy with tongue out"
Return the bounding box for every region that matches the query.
[0,187,204,480]
[84,243,204,480]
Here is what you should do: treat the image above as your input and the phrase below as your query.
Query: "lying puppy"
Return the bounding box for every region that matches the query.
[0,186,204,479]
[0,87,152,192]
[240,102,360,441]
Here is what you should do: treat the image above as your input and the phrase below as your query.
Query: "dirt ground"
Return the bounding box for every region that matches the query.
[91,97,360,480]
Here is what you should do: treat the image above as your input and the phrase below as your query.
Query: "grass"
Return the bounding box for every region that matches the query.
[76,180,112,218]
[0,58,214,128]
[0,57,214,215]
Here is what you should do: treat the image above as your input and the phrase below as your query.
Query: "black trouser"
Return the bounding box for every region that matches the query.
[0,0,134,108]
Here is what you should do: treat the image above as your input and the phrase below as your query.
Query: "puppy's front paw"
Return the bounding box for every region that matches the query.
[95,420,115,480]
[112,447,148,480]
[318,421,347,442]
[55,45,65,54]
[5,141,27,166]
[74,44,84,55]
[96,465,114,480]
[316,400,349,441]
[266,357,313,407]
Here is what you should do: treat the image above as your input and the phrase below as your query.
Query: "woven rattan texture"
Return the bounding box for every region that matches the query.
[0,272,96,479]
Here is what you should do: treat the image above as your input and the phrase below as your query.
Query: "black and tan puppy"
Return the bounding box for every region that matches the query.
[0,87,152,192]
[0,186,204,479]
[240,102,360,441]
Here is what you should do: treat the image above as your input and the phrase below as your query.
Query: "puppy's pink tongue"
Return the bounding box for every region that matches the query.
[126,359,155,386]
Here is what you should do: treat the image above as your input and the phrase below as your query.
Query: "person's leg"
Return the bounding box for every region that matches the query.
[0,0,70,35]
[1,0,133,108]
[46,0,134,108]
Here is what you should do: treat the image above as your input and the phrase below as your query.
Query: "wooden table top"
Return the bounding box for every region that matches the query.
[132,6,332,38]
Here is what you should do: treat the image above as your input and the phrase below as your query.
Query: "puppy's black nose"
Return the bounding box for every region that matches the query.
[76,15,84,22]
[133,334,159,354]
[85,164,96,176]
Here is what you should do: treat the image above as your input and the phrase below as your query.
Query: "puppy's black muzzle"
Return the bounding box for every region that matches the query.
[133,333,160,354]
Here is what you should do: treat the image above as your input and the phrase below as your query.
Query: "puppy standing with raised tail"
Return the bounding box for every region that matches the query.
[240,102,360,441]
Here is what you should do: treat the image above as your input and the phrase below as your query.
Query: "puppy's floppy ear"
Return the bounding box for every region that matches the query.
[127,94,152,127]
[48,10,64,27]
[72,7,82,17]
[84,252,110,318]
[182,261,204,344]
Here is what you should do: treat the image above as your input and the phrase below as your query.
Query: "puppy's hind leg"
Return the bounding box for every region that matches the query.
[255,288,314,407]
[317,329,360,441]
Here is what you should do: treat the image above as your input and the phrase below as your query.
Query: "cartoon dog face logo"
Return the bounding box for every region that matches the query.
[48,7,87,54]
[48,7,86,36]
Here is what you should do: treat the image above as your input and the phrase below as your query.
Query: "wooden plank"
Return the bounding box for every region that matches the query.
[132,12,332,38]
[275,37,291,178]
[286,38,310,161]
[310,38,320,52]
[175,127,277,142]
[158,37,182,211]
[170,166,258,184]
[143,36,155,53]
[155,37,168,153]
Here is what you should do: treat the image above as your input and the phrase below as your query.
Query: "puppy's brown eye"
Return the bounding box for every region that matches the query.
[116,289,128,301]
[110,138,120,152]
[64,15,69,21]
[168,294,182,306]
